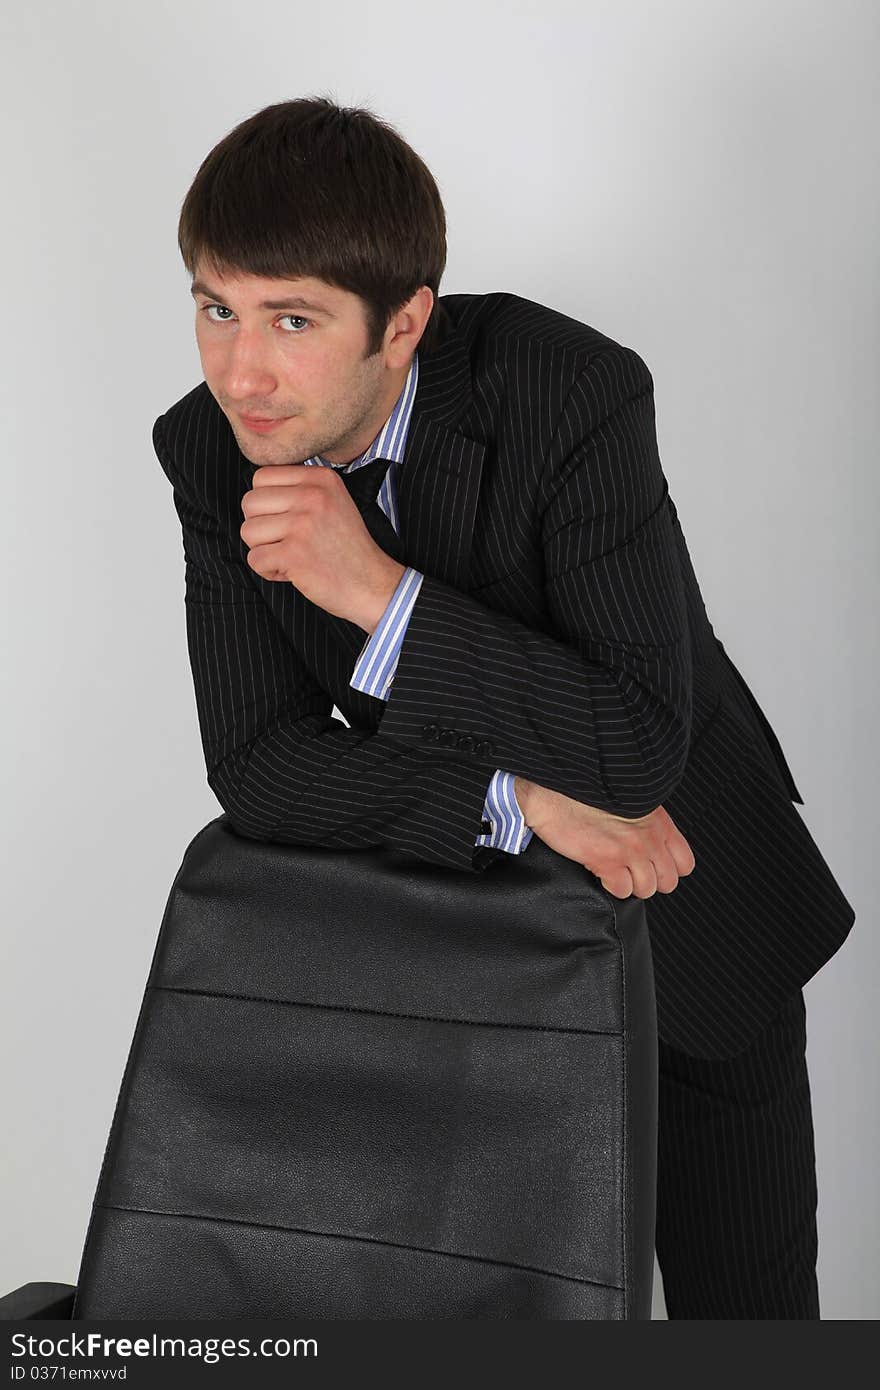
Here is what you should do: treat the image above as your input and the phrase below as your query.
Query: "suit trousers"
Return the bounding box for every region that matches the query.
[654,987,820,1319]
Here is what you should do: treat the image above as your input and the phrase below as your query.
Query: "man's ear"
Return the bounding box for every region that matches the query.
[385,285,434,361]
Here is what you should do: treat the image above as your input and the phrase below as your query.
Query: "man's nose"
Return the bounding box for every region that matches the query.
[223,326,277,397]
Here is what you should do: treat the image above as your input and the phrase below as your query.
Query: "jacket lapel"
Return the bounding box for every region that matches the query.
[395,411,486,591]
[393,297,486,589]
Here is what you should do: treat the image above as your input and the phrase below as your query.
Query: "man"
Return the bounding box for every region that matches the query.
[153,96,855,1318]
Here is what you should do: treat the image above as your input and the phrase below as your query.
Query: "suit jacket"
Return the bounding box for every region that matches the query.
[153,290,856,1059]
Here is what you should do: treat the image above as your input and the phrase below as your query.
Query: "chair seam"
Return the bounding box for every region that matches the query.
[148,983,625,1038]
[95,1202,624,1293]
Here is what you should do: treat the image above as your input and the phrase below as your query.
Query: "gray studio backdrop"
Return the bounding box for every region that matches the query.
[2,0,877,1320]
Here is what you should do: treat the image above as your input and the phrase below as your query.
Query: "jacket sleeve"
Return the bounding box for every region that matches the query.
[350,566,533,855]
[153,414,510,875]
[375,347,693,818]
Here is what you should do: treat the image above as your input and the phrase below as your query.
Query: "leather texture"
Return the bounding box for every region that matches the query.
[151,290,856,1059]
[72,817,657,1320]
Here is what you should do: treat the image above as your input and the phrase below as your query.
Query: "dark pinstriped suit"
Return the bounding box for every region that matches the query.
[154,291,855,1316]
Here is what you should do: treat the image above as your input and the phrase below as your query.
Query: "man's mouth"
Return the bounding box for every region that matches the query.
[239,414,289,433]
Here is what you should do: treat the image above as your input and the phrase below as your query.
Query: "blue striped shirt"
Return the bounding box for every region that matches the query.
[302,349,533,856]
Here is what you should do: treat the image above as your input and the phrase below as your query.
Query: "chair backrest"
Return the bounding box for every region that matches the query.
[72,815,658,1320]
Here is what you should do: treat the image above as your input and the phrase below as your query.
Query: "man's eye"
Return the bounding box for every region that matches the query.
[279,314,311,333]
[200,305,310,333]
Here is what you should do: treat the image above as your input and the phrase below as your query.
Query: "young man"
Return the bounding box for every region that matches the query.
[153,96,855,1317]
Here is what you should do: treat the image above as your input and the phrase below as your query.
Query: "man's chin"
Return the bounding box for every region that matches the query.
[234,427,312,468]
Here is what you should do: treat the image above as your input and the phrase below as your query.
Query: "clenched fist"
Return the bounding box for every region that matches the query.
[514,777,695,899]
[240,465,405,632]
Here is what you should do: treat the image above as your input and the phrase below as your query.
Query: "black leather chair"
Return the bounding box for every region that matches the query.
[3,815,658,1320]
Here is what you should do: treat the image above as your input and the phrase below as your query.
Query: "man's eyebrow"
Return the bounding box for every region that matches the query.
[190,279,334,315]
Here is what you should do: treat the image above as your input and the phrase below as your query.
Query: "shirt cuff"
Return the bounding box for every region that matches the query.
[350,566,425,700]
[475,769,533,854]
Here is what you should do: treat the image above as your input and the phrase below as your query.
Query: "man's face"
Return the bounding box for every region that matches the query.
[191,261,426,467]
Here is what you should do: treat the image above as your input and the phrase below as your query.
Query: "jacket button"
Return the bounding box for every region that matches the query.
[456,735,476,753]
[475,739,495,757]
[438,728,457,747]
[421,723,440,742]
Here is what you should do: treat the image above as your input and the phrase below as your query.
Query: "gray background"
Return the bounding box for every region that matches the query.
[1,0,876,1319]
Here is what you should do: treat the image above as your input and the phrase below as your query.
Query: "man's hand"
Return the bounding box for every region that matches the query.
[515,776,695,899]
[240,465,405,631]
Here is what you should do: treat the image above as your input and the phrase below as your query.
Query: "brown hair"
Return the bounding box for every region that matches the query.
[177,95,447,356]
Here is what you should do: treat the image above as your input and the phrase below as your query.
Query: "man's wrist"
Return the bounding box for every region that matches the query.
[355,558,408,634]
[514,775,535,823]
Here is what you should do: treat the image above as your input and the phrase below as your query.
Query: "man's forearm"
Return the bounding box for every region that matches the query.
[375,571,691,819]
[515,774,658,828]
